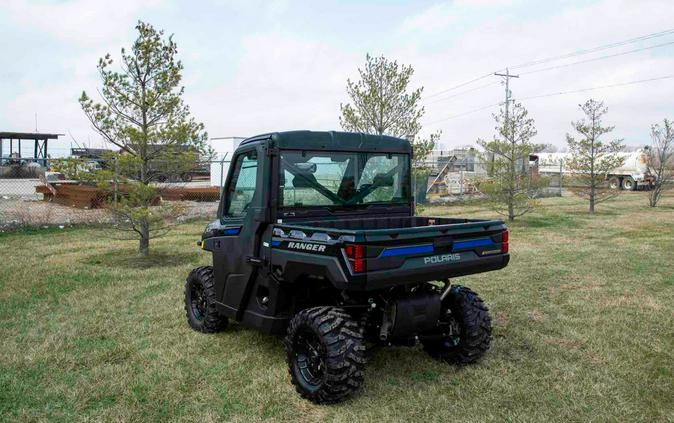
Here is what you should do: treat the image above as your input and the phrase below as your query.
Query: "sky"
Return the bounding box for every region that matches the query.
[1,0,673,157]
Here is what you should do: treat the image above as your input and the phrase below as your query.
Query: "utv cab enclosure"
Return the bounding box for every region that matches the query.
[185,130,509,403]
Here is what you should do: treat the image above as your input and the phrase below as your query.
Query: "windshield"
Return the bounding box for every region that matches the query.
[279,150,410,208]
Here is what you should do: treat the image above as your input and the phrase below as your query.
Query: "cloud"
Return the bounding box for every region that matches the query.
[400,0,517,34]
[400,2,458,34]
[186,31,360,139]
[3,0,161,46]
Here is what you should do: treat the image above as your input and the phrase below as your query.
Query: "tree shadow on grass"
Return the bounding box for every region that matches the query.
[563,207,621,218]
[85,249,201,269]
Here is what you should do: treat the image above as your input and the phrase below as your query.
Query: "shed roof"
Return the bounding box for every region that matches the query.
[0,132,63,140]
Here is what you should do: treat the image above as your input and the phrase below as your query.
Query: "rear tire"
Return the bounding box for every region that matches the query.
[622,176,637,191]
[284,306,366,404]
[422,285,492,364]
[184,266,228,333]
[608,177,620,190]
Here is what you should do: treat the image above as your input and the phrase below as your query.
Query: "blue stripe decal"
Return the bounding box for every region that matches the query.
[381,244,434,257]
[453,239,494,249]
[223,227,241,235]
[271,240,282,247]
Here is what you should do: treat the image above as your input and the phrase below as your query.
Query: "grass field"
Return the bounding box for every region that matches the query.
[1,192,673,422]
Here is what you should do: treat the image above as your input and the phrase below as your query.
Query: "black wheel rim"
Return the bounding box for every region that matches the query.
[438,309,462,349]
[293,328,325,388]
[190,281,207,321]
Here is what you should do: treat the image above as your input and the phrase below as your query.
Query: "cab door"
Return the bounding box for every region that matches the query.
[212,147,264,317]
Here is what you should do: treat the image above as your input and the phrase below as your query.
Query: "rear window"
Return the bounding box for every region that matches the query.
[279,150,410,208]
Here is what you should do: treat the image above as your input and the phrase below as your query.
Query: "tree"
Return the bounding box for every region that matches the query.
[339,54,440,167]
[79,21,207,256]
[477,101,542,222]
[647,118,674,207]
[566,99,624,214]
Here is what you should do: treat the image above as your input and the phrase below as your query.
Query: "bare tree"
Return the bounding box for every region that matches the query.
[647,118,674,207]
[566,99,624,214]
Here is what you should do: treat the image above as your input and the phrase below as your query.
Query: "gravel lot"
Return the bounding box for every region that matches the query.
[0,197,218,229]
[0,178,220,229]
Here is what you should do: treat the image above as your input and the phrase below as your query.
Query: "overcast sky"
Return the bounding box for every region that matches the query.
[1,0,673,156]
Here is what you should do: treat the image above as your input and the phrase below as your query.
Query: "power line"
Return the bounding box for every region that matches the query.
[429,41,674,120]
[422,27,674,99]
[520,40,674,75]
[515,75,674,101]
[510,28,674,70]
[425,74,673,125]
[424,81,499,105]
[424,72,495,99]
[425,102,504,125]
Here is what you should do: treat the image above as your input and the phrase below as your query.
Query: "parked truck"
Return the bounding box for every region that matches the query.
[534,148,655,190]
[185,131,510,403]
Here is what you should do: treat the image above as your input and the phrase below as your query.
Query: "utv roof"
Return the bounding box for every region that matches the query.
[239,130,412,153]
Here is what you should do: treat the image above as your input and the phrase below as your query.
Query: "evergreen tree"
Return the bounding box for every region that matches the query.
[80,21,207,255]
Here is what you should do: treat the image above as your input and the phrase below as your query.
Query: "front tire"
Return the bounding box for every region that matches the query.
[184,266,228,333]
[422,285,492,364]
[284,307,366,404]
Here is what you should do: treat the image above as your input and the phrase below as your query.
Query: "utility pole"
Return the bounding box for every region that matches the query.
[494,68,519,126]
[494,68,520,221]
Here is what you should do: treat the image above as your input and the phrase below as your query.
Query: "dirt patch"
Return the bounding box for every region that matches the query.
[598,294,663,311]
[544,337,582,351]
[548,280,605,296]
[528,309,545,322]
[587,353,608,365]
[494,311,509,327]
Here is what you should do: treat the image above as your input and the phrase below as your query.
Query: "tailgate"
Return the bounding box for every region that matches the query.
[346,218,509,289]
[360,218,508,274]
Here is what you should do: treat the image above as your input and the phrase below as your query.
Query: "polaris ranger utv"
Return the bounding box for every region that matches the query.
[185,131,509,403]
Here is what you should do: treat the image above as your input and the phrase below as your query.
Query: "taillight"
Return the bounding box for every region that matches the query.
[502,229,509,254]
[344,244,365,273]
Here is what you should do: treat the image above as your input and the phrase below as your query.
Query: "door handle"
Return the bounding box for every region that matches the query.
[246,256,264,266]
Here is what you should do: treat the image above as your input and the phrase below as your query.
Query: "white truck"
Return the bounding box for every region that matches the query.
[534,149,655,190]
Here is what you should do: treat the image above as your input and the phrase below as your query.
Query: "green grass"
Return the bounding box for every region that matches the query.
[1,192,673,422]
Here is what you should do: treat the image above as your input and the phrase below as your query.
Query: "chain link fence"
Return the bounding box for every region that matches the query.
[414,158,564,205]
[0,158,231,230]
[0,156,564,230]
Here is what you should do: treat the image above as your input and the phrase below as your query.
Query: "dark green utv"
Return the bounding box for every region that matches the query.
[185,131,509,403]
